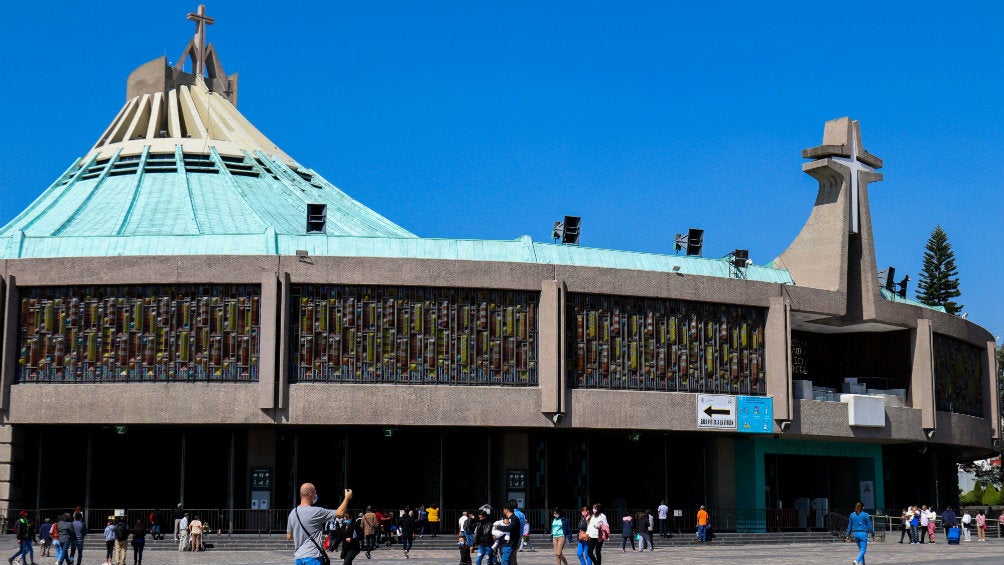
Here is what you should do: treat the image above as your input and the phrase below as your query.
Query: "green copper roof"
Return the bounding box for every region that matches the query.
[0,148,415,247]
[879,288,946,312]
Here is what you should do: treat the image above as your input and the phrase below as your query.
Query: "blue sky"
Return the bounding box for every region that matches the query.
[1,1,1001,340]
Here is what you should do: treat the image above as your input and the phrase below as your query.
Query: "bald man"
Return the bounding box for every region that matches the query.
[287,484,352,565]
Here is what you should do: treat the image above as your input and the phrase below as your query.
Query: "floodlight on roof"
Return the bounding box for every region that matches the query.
[553,216,581,245]
[878,267,896,291]
[675,228,703,256]
[732,249,749,269]
[897,275,910,298]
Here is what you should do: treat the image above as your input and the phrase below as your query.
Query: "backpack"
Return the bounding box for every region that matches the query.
[464,517,478,535]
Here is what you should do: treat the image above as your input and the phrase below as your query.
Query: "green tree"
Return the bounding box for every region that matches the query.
[982,484,1001,506]
[916,225,963,314]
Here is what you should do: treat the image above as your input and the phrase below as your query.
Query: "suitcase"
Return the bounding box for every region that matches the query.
[946,526,960,544]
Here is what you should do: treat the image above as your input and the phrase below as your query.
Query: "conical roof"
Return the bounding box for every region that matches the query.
[0,6,413,259]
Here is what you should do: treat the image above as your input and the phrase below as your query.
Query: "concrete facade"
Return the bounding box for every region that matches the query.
[0,8,996,520]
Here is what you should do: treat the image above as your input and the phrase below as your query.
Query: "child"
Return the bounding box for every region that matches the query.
[491,517,511,550]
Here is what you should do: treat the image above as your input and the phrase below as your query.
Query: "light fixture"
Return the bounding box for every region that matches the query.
[777,420,791,433]
[295,249,309,258]
[924,428,936,439]
[674,228,704,256]
[732,249,749,269]
[672,265,681,272]
[550,413,564,425]
[552,216,581,245]
[897,275,910,298]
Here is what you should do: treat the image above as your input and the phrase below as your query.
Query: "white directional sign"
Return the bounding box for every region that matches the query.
[697,394,737,429]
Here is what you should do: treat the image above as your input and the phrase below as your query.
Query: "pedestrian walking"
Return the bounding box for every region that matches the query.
[619,511,635,552]
[585,504,608,565]
[575,507,591,565]
[7,510,33,565]
[38,516,53,558]
[549,508,570,565]
[844,502,874,565]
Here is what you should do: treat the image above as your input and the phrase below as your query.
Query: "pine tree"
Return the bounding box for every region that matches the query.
[916,225,963,314]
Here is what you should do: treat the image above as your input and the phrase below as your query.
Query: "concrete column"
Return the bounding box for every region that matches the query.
[538,280,566,417]
[765,296,792,423]
[0,424,12,512]
[0,276,18,410]
[910,319,936,431]
[277,272,291,413]
[984,340,1000,440]
[258,274,279,410]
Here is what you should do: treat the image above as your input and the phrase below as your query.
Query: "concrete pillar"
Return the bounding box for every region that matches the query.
[0,424,12,513]
[910,319,936,431]
[983,340,1000,440]
[277,272,291,413]
[0,276,18,410]
[538,280,566,417]
[258,274,279,410]
[765,296,792,423]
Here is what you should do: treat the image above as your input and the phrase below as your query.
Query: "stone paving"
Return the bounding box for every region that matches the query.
[21,539,1000,564]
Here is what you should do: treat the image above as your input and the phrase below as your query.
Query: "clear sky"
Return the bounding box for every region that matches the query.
[1,1,1001,339]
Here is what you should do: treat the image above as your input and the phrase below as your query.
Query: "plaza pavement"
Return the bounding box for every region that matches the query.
[33,539,1001,564]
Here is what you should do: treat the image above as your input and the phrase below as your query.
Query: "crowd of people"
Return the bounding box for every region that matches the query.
[7,509,151,565]
[898,505,1003,544]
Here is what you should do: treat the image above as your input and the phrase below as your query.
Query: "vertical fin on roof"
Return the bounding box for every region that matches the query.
[179,85,208,139]
[177,144,202,233]
[52,149,123,236]
[145,91,165,140]
[115,146,151,235]
[123,94,152,141]
[168,88,182,138]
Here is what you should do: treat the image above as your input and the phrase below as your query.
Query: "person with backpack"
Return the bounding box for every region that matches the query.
[113,517,130,565]
[8,510,34,565]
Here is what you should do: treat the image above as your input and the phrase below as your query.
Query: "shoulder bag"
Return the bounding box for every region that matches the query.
[294,507,331,565]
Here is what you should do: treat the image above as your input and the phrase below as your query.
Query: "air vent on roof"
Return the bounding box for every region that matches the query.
[306,203,327,233]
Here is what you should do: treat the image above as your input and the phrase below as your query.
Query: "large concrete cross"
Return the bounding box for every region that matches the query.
[829,129,875,235]
[187,4,216,77]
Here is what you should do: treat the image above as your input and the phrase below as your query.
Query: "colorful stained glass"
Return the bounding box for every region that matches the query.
[567,294,766,395]
[290,286,538,386]
[16,285,260,382]
[933,333,984,417]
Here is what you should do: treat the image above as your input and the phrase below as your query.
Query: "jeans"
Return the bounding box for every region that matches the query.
[8,539,31,563]
[852,531,867,564]
[295,558,324,565]
[343,548,360,564]
[55,540,71,565]
[500,546,514,565]
[576,540,591,565]
[638,532,652,550]
[70,538,83,565]
[659,518,667,537]
[477,544,495,565]
[620,534,634,551]
[697,525,707,542]
[132,537,145,564]
[586,538,602,565]
[364,533,376,554]
[400,534,413,552]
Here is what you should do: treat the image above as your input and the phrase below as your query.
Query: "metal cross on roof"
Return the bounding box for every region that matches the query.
[829,127,875,235]
[186,4,215,78]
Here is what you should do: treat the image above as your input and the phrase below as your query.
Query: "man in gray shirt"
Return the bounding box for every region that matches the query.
[287,484,352,564]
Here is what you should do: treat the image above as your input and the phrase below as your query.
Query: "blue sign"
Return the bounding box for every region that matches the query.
[737,396,773,434]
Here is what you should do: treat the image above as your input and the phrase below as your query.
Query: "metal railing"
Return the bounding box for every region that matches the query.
[4,507,1001,537]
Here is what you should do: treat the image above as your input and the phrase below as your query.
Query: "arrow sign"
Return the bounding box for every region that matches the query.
[704,405,731,417]
[697,394,737,429]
